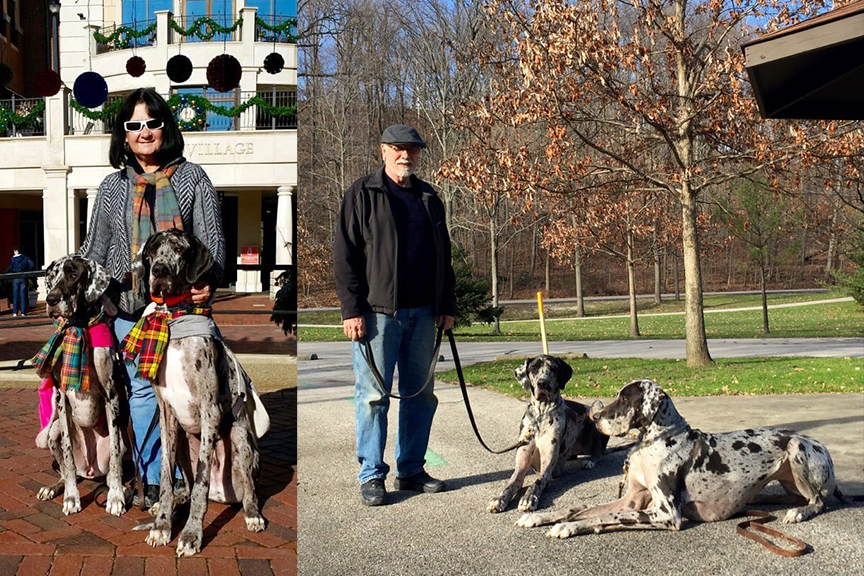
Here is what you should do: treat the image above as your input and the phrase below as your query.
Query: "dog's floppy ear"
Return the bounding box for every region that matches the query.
[638,379,664,423]
[132,235,156,286]
[44,258,62,291]
[515,358,532,391]
[551,357,573,390]
[185,234,213,286]
[83,258,111,303]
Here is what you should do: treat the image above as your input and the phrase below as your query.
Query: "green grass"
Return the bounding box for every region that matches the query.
[437,356,864,399]
[298,292,864,342]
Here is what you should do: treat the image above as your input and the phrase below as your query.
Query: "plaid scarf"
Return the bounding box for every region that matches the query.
[32,312,109,392]
[121,307,211,382]
[128,162,184,289]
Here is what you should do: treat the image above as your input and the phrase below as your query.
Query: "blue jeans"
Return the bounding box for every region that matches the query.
[115,317,162,485]
[352,306,439,485]
[11,279,26,315]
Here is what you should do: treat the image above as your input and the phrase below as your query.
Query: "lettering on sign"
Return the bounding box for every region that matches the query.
[187,142,255,157]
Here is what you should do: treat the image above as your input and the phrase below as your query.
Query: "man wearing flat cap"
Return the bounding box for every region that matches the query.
[334,124,457,506]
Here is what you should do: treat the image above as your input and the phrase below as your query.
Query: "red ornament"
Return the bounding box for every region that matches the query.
[126,56,146,77]
[206,54,241,93]
[34,70,62,97]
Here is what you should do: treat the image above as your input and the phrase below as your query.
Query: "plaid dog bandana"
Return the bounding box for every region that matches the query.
[121,307,211,382]
[32,312,109,392]
[128,162,184,283]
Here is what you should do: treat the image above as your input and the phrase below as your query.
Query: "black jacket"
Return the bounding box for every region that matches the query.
[334,167,457,320]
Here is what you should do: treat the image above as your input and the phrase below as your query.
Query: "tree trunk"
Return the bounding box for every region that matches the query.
[627,230,640,338]
[545,250,550,294]
[673,250,680,301]
[825,208,838,283]
[490,214,500,335]
[508,244,515,299]
[574,244,584,317]
[760,262,769,334]
[681,193,712,365]
[653,221,662,305]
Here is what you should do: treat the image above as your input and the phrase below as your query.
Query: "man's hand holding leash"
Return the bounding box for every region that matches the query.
[343,317,366,341]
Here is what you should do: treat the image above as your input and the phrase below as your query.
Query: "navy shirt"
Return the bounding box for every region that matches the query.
[384,174,436,309]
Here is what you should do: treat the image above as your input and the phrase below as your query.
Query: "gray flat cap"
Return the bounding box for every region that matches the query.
[381,124,427,148]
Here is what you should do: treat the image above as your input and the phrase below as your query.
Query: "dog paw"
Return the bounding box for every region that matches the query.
[176,530,203,557]
[515,512,543,528]
[245,512,266,532]
[517,494,538,512]
[783,509,806,524]
[105,489,126,516]
[487,499,506,513]
[37,486,57,501]
[62,494,81,515]
[146,527,172,547]
[547,522,579,539]
[582,459,596,470]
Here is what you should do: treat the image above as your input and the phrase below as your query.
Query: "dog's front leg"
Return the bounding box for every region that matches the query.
[96,349,126,516]
[547,498,682,539]
[231,420,265,531]
[54,393,82,514]
[518,430,563,512]
[147,395,179,548]
[488,442,535,513]
[176,379,221,557]
[38,418,65,501]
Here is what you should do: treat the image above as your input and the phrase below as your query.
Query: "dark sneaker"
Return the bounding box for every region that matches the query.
[132,483,160,508]
[394,471,446,493]
[360,478,386,506]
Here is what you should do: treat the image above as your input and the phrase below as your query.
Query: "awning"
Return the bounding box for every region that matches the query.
[742,0,864,120]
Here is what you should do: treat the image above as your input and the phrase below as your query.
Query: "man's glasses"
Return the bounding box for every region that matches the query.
[124,118,164,133]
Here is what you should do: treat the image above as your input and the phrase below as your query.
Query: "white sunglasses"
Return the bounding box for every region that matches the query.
[124,118,164,133]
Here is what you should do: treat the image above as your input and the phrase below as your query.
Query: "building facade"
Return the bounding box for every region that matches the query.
[0,0,296,293]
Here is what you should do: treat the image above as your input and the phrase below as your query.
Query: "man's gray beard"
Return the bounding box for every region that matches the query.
[395,166,413,179]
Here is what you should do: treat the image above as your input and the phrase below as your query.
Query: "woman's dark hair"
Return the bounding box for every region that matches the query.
[108,88,184,169]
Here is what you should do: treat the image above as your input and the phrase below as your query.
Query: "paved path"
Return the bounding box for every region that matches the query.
[297,339,864,576]
[0,294,297,576]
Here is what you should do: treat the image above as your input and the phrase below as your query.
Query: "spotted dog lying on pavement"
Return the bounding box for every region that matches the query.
[517,378,849,538]
[487,355,609,513]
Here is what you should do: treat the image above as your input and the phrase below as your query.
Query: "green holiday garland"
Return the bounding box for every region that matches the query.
[94,15,297,48]
[69,95,296,127]
[0,100,47,132]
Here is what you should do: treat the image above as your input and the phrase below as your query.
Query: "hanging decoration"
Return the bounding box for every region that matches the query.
[166,54,193,83]
[206,54,241,93]
[0,64,12,86]
[126,55,146,77]
[34,70,62,97]
[254,16,298,42]
[0,100,46,133]
[69,94,295,124]
[93,22,158,50]
[170,16,242,41]
[170,94,207,131]
[73,71,109,108]
[263,52,284,75]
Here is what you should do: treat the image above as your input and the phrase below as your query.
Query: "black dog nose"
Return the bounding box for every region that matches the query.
[46,293,60,306]
[151,262,168,278]
[592,412,601,423]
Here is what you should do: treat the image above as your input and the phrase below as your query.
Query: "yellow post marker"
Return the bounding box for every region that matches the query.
[537,291,548,355]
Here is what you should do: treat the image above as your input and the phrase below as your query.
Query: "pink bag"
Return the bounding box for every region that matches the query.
[38,377,53,430]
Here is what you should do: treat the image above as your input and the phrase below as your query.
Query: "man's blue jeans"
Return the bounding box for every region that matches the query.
[352,306,438,485]
[115,317,162,485]
[11,279,27,315]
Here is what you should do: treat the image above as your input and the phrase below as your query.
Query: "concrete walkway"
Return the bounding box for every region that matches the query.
[297,340,864,576]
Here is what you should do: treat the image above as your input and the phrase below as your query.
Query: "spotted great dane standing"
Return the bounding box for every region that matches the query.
[35,255,127,516]
[131,229,265,557]
[517,379,847,539]
[487,355,609,513]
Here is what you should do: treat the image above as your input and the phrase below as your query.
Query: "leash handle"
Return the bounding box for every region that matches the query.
[448,330,524,455]
[361,327,443,401]
[736,510,808,557]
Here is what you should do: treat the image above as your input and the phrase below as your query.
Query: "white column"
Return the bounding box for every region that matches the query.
[67,187,80,251]
[276,185,294,265]
[239,6,258,131]
[42,167,72,297]
[86,188,99,234]
[154,11,173,95]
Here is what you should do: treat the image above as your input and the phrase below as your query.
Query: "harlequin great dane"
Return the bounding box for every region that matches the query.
[134,229,265,557]
[487,355,609,513]
[517,379,847,538]
[35,255,127,516]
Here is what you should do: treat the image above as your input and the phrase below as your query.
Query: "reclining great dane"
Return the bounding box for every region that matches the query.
[123,228,267,557]
[34,255,127,516]
[517,379,848,539]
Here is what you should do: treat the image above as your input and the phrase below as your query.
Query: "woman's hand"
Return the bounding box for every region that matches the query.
[189,281,211,305]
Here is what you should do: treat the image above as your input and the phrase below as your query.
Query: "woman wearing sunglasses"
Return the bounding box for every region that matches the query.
[78,88,226,508]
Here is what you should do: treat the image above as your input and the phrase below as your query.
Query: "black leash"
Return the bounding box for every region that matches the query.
[360,327,444,400]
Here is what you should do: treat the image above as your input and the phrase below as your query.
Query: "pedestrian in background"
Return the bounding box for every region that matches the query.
[5,245,35,317]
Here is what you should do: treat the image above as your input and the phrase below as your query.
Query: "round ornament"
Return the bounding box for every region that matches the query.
[126,55,146,77]
[73,72,109,108]
[34,70,62,97]
[0,64,12,86]
[166,54,193,83]
[171,94,207,131]
[263,52,284,74]
[206,54,241,93]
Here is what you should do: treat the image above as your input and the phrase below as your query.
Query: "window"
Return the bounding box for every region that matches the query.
[121,0,173,25]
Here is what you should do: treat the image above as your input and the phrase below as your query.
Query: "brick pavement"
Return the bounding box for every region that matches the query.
[0,387,296,575]
[0,292,297,575]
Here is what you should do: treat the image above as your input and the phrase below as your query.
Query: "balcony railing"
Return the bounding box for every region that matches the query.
[65,91,296,135]
[0,97,46,137]
[171,13,240,44]
[255,14,297,43]
[95,19,157,54]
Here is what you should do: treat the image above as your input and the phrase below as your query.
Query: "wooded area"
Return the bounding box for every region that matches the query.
[297,0,864,364]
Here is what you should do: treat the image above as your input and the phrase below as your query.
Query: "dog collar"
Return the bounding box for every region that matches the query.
[150,292,190,307]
